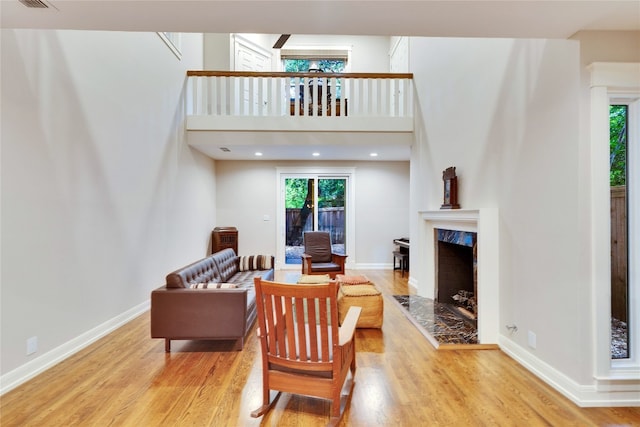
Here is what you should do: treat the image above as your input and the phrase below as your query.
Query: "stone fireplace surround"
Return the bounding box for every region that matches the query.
[419,209,499,344]
[436,229,477,316]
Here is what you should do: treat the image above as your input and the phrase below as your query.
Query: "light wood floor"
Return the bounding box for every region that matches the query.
[2,270,639,426]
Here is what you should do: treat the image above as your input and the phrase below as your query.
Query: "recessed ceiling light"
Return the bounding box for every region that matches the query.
[370,152,378,157]
[255,152,263,156]
[312,152,320,157]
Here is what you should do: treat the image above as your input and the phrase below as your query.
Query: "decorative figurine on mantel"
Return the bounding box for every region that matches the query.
[441,166,460,209]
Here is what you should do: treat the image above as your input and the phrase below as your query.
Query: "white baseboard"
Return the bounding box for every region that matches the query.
[0,300,150,395]
[499,336,640,407]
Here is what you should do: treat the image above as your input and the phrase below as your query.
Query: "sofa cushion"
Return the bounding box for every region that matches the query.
[230,269,264,286]
[166,255,222,288]
[211,248,239,282]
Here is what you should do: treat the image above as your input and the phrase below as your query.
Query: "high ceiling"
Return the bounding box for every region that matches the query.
[2,0,639,37]
[2,0,638,161]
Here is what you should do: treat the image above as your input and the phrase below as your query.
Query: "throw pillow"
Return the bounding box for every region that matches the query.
[239,255,273,271]
[190,282,238,289]
[297,274,332,284]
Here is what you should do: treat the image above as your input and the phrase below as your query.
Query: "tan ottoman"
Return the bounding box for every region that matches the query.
[338,284,383,328]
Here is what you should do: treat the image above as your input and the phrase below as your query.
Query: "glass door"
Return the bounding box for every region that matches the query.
[285,177,315,265]
[318,178,346,256]
[283,176,347,265]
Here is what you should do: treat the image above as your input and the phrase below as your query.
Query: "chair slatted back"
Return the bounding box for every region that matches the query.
[254,279,339,372]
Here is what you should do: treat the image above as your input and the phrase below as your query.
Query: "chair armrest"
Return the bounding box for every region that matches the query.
[331,253,348,267]
[338,306,362,345]
[301,253,313,274]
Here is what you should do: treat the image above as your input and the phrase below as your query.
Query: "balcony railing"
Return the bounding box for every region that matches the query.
[186,71,413,119]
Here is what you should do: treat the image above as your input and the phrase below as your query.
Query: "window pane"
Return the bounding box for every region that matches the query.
[318,178,346,255]
[610,104,629,359]
[285,178,314,265]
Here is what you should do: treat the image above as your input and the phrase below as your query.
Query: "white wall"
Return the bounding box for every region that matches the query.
[203,33,231,69]
[0,29,215,391]
[409,37,590,390]
[215,160,409,266]
[203,34,391,72]
[283,34,390,72]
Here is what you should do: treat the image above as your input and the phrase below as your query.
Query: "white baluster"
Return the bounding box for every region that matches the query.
[198,76,206,116]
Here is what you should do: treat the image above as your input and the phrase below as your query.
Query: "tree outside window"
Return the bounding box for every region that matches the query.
[283,59,345,99]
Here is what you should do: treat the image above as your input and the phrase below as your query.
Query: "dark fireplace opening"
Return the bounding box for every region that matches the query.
[435,229,477,321]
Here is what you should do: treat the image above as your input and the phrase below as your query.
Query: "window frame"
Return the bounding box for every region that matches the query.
[609,96,639,369]
[589,62,640,386]
[276,167,356,271]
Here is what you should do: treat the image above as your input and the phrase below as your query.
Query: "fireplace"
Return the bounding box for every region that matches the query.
[436,229,477,320]
[419,208,499,344]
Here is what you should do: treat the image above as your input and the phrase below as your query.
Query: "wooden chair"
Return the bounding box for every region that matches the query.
[301,231,348,279]
[251,277,362,426]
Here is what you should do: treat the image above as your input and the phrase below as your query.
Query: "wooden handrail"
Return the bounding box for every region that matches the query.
[186,70,414,119]
[187,70,413,79]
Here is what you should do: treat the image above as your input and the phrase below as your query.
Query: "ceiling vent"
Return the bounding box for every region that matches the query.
[220,147,231,152]
[19,0,49,8]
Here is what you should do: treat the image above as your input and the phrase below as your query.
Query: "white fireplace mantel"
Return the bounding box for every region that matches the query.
[420,209,480,232]
[418,208,499,344]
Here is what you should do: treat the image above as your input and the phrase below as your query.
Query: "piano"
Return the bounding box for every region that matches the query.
[393,237,409,252]
[393,238,409,276]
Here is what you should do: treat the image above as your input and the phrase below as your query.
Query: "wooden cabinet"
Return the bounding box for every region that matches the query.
[211,227,238,254]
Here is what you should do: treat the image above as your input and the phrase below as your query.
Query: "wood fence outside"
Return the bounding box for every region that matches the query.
[285,207,345,244]
[610,186,627,322]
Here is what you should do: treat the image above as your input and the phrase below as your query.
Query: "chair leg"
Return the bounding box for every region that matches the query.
[349,340,357,375]
[328,378,355,427]
[251,390,281,418]
[165,339,171,352]
[350,355,357,376]
[328,387,342,426]
[234,337,244,351]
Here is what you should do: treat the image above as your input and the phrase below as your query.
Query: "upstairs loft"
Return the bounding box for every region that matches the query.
[185,71,414,160]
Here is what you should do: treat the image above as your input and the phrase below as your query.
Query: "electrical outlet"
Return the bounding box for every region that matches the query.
[528,331,537,349]
[26,336,38,355]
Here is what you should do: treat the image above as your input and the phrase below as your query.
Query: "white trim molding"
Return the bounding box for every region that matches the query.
[275,167,356,272]
[588,61,640,398]
[0,301,149,396]
[157,32,182,60]
[500,337,640,407]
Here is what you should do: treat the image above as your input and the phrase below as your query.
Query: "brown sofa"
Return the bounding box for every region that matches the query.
[150,248,274,351]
